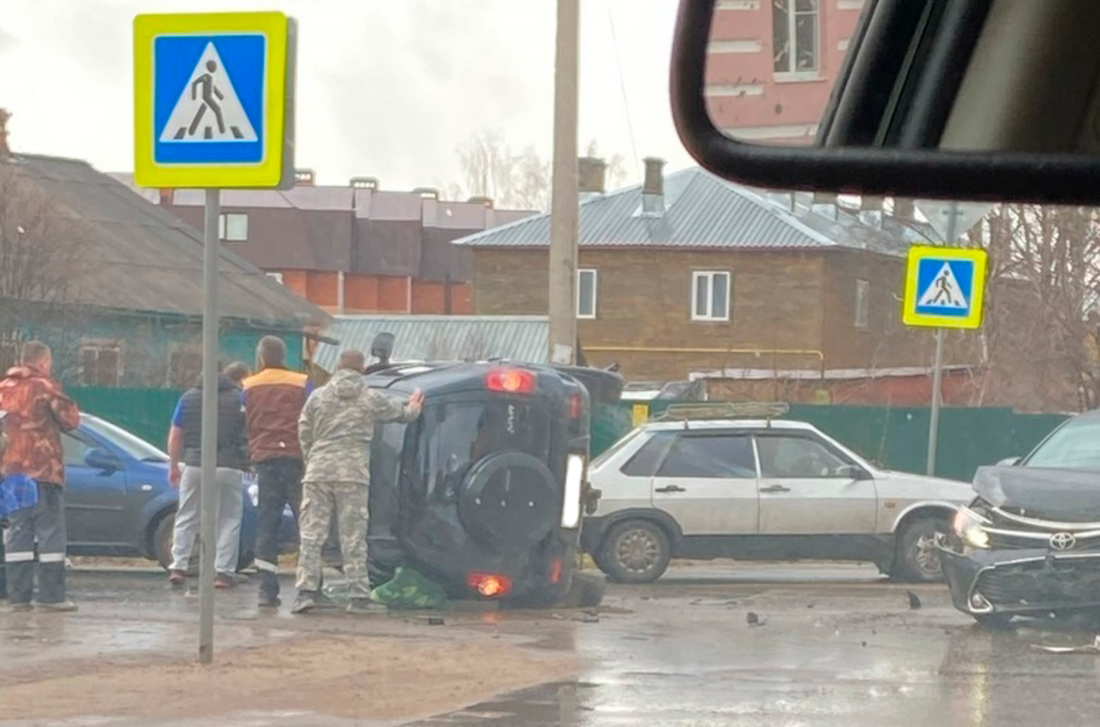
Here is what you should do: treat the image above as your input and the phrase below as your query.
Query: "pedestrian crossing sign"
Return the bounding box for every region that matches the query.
[903,246,987,329]
[133,12,295,189]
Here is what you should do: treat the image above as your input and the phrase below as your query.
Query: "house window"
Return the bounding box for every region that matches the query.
[79,342,122,386]
[169,349,202,388]
[855,279,870,329]
[267,272,285,285]
[0,337,20,374]
[773,0,819,76]
[692,271,731,322]
[577,269,598,319]
[219,213,249,242]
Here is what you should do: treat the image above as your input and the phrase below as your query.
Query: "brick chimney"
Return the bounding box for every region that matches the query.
[350,176,379,189]
[859,195,884,229]
[892,197,915,220]
[0,108,10,157]
[578,156,607,194]
[642,156,665,214]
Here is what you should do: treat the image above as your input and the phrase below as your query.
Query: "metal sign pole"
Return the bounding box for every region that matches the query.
[198,188,220,664]
[925,201,960,476]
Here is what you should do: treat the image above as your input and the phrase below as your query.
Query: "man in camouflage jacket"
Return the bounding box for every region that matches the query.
[0,341,81,611]
[292,350,422,614]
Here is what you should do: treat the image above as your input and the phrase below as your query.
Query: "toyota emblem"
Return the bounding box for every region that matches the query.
[1050,532,1077,551]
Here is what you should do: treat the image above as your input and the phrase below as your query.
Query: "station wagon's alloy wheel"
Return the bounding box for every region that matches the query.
[600,520,671,584]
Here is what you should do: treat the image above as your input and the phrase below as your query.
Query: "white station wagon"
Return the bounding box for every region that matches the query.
[581,404,974,583]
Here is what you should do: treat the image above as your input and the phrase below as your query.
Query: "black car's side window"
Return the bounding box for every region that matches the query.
[756,435,850,479]
[656,434,757,479]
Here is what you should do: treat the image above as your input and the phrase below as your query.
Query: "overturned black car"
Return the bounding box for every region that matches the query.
[362,360,607,608]
[939,411,1100,626]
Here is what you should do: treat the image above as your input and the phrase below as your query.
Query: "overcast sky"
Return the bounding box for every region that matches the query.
[1,0,693,193]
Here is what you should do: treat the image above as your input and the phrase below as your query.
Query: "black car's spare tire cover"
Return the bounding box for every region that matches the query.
[458,452,558,550]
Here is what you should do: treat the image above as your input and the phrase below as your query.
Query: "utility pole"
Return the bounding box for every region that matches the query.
[925,202,959,477]
[198,189,220,664]
[548,0,580,365]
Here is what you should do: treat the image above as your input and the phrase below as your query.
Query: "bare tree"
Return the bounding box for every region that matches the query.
[454,130,551,211]
[0,161,91,379]
[963,204,1100,411]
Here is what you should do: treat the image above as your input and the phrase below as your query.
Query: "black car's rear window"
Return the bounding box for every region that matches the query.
[415,401,550,500]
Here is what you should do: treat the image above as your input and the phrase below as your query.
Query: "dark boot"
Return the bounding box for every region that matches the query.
[6,561,33,608]
[37,562,67,605]
[258,570,280,607]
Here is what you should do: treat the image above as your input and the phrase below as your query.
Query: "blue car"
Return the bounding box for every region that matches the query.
[63,414,297,569]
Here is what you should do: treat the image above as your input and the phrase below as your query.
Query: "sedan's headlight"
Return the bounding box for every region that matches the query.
[953,506,990,549]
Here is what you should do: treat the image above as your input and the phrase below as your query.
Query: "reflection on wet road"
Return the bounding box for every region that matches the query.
[412,564,1100,727]
[4,564,1100,726]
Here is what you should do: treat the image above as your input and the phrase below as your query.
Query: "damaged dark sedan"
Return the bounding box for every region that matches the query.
[939,412,1100,627]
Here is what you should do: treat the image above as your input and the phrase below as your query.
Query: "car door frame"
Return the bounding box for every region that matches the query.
[63,426,132,553]
[648,428,762,559]
[735,428,885,564]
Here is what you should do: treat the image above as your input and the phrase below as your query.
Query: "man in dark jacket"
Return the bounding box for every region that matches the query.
[166,368,250,589]
[0,341,81,611]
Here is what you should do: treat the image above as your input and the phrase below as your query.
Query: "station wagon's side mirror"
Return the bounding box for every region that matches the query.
[837,464,872,481]
[996,457,1022,467]
[84,448,120,473]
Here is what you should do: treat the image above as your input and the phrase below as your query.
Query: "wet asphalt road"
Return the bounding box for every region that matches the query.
[5,563,1100,726]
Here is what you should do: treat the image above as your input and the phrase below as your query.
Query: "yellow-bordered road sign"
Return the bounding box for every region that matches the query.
[134,12,295,188]
[902,246,988,329]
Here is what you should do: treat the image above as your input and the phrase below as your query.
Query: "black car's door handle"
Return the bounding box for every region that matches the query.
[655,485,687,494]
[760,484,791,493]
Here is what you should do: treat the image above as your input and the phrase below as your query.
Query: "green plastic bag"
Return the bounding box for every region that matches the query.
[370,566,449,610]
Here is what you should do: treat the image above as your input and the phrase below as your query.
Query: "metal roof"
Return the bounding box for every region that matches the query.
[7,154,329,327]
[315,315,549,371]
[454,167,927,258]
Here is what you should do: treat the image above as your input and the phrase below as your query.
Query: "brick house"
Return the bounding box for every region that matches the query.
[455,158,977,403]
[117,172,535,316]
[706,0,864,143]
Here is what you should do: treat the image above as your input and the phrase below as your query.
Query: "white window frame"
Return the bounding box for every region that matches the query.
[773,0,820,79]
[577,268,598,320]
[267,272,285,285]
[219,212,249,242]
[692,271,732,322]
[79,340,123,387]
[855,278,870,329]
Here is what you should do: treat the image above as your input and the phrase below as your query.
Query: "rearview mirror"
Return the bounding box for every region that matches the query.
[672,0,1100,204]
[997,457,1022,467]
[84,448,119,472]
[837,464,871,481]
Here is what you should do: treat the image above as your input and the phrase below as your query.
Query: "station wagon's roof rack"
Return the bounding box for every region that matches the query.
[656,402,790,427]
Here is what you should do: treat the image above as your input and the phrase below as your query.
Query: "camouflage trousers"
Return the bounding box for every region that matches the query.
[295,480,370,598]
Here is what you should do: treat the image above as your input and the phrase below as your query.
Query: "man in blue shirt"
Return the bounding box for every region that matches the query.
[166,366,249,588]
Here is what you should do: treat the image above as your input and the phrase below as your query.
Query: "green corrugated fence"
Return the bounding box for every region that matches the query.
[69,387,1071,483]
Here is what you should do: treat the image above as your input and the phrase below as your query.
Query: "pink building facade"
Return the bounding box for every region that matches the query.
[705,0,865,144]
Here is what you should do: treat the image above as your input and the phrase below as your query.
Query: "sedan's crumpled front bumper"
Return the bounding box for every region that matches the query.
[937,534,1100,616]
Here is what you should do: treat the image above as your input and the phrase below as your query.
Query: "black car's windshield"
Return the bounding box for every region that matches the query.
[1023,416,1100,470]
[82,415,168,463]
